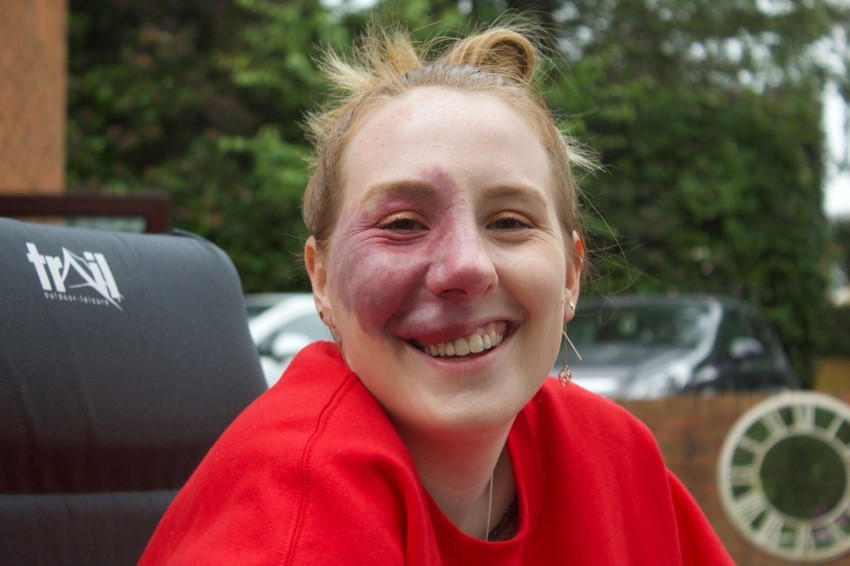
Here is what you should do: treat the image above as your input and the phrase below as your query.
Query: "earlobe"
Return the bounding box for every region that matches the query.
[305,236,333,326]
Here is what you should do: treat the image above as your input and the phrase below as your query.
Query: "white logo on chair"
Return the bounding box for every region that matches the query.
[25,242,123,310]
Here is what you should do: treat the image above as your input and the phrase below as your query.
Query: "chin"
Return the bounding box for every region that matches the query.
[411,385,535,437]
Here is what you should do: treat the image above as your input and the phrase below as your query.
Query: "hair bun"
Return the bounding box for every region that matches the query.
[445,29,536,85]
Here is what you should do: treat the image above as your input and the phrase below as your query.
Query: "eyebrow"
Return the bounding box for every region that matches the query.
[358,181,549,209]
[481,184,551,211]
[356,181,441,208]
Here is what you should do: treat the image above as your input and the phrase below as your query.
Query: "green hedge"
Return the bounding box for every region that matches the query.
[819,306,850,357]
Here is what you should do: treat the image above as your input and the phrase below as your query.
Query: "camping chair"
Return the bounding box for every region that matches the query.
[0,217,267,565]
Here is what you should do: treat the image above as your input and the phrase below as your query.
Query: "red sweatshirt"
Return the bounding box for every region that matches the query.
[141,341,733,565]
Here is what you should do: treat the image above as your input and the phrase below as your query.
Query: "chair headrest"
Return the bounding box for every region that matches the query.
[0,218,267,493]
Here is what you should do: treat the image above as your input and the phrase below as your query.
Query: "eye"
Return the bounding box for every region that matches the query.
[377,211,429,231]
[488,213,534,231]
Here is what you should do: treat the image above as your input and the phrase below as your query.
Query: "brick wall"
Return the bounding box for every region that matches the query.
[621,393,850,565]
[816,358,850,395]
[0,0,66,194]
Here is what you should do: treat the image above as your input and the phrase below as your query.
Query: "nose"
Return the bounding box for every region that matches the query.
[425,221,498,298]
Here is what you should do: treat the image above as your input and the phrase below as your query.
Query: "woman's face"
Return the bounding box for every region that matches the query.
[307,87,581,437]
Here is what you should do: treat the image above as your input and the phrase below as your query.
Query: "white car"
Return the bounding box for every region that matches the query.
[247,293,329,386]
[245,292,292,320]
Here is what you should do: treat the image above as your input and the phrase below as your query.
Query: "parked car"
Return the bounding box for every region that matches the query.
[555,294,799,400]
[247,293,329,386]
[245,292,292,320]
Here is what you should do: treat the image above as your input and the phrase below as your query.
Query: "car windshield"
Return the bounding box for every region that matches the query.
[571,302,713,350]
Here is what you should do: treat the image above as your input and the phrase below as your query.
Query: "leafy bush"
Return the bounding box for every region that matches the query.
[819,307,850,357]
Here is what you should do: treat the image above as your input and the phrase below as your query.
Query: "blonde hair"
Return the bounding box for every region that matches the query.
[302,22,594,259]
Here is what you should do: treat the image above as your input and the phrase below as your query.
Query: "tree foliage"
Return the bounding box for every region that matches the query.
[68,0,346,290]
[538,0,848,380]
[67,0,850,383]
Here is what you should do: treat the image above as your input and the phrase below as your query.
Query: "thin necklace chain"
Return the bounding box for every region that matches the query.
[484,472,494,541]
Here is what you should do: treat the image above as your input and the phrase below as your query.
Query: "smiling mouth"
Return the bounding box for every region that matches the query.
[412,322,507,358]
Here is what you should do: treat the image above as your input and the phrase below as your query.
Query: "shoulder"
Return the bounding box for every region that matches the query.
[512,378,670,507]
[243,341,387,436]
[509,380,702,562]
[521,378,660,450]
[512,378,672,513]
[212,340,418,499]
[142,342,419,564]
[203,342,396,465]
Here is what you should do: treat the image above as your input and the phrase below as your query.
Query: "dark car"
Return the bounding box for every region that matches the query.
[555,294,799,399]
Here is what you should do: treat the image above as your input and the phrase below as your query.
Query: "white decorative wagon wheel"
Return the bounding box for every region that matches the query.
[717,391,850,562]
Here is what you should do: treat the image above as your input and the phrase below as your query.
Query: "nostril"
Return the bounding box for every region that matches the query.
[427,254,498,297]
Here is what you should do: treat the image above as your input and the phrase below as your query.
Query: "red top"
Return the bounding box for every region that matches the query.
[141,341,733,565]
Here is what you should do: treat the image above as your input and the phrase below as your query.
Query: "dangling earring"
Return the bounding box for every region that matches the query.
[559,303,582,387]
[559,331,582,386]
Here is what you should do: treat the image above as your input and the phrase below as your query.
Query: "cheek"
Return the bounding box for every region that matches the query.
[509,248,566,328]
[328,229,428,336]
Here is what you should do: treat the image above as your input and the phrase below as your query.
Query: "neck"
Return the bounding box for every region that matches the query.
[397,421,516,539]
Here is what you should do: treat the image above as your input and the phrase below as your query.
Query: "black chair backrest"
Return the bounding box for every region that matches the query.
[0,217,267,565]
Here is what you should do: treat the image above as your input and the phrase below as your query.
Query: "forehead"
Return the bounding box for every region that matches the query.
[339,87,555,210]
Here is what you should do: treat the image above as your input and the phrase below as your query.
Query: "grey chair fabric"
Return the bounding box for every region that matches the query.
[0,217,267,565]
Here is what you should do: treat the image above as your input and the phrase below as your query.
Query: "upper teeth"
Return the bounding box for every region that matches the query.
[424,329,504,358]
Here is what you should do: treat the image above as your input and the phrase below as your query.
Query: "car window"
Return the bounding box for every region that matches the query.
[571,303,712,349]
[716,309,753,359]
[748,313,789,370]
[718,307,788,386]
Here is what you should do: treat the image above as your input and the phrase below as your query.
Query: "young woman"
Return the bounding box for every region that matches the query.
[141,22,734,564]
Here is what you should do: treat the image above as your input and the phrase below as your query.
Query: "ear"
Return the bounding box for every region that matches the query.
[305,236,334,328]
[564,231,584,323]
